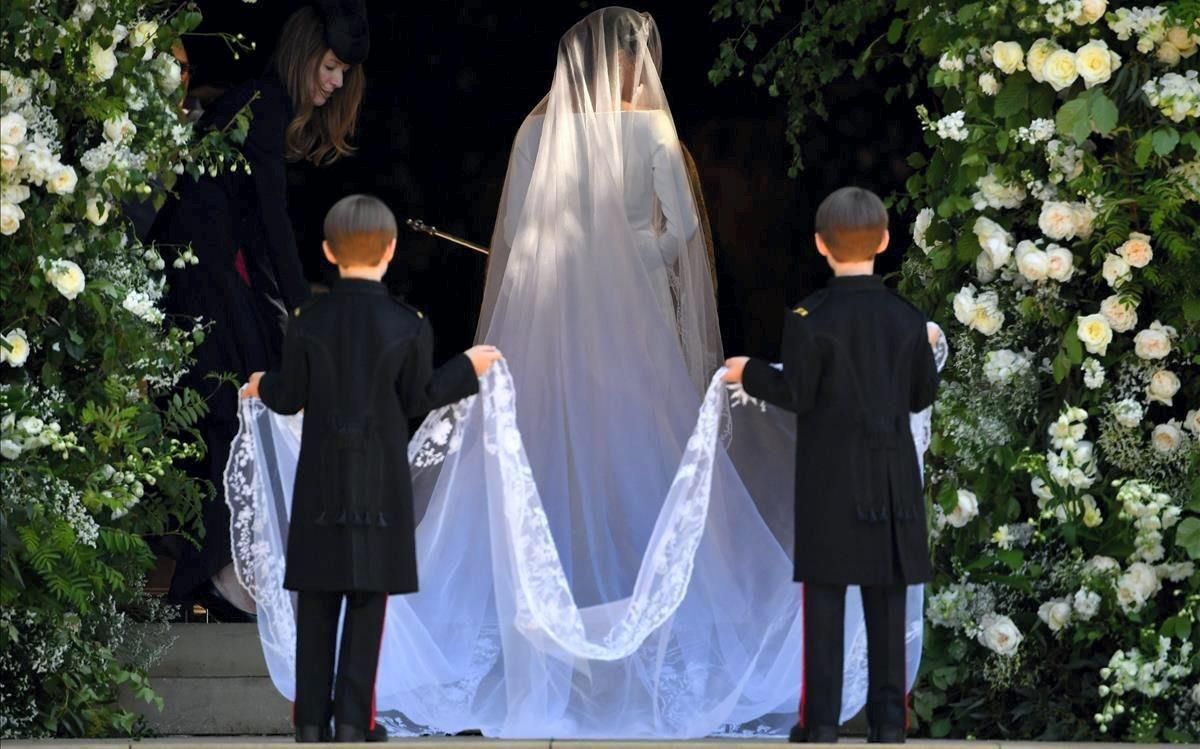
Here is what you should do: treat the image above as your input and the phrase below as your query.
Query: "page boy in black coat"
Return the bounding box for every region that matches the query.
[242,194,502,742]
[724,187,941,744]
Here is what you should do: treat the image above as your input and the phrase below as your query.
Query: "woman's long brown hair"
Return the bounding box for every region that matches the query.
[270,6,364,165]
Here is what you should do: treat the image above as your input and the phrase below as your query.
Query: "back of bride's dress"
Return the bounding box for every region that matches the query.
[226,8,931,738]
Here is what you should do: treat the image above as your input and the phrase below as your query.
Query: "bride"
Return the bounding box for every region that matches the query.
[228,6,932,738]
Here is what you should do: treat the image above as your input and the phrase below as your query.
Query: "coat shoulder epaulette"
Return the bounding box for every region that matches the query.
[390,297,425,321]
[791,289,830,318]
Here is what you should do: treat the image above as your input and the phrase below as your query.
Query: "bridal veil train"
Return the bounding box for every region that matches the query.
[226,7,945,738]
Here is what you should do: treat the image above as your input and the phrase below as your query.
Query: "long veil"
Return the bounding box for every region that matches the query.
[226,7,944,738]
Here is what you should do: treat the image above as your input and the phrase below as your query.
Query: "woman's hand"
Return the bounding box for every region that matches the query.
[242,371,264,399]
[723,356,749,384]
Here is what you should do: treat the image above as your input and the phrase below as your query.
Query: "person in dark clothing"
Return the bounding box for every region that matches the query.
[153,1,370,618]
[242,195,502,742]
[724,187,941,744]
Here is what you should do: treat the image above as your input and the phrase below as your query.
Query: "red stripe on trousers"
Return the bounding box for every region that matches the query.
[797,583,807,728]
[234,248,251,287]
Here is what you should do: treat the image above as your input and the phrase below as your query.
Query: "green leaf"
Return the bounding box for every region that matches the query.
[887,17,905,44]
[1152,127,1180,156]
[1183,298,1200,322]
[1135,134,1155,166]
[1056,97,1091,144]
[1063,320,1083,364]
[997,549,1025,571]
[996,129,1010,153]
[994,74,1030,118]
[1177,518,1200,560]
[1089,92,1119,134]
[1052,351,1071,383]
[906,152,927,169]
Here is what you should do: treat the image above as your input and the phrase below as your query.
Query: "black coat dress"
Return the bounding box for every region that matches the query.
[153,74,309,600]
[258,279,479,594]
[742,275,940,587]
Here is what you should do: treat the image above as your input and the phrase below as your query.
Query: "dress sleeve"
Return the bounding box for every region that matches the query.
[258,313,308,415]
[501,119,540,248]
[396,319,480,418]
[243,83,310,312]
[649,113,699,267]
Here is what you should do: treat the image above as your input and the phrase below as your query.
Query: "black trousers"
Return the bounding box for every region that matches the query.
[295,591,388,730]
[799,583,907,731]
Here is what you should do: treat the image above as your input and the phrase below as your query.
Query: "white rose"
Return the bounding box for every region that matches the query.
[19,416,44,435]
[0,112,27,146]
[1157,41,1183,66]
[946,489,980,528]
[1118,562,1162,608]
[1076,314,1114,356]
[1045,245,1075,281]
[1075,0,1107,25]
[1073,589,1101,620]
[913,207,935,253]
[2,184,29,205]
[45,164,78,195]
[1152,422,1183,454]
[1086,555,1120,576]
[1038,598,1073,632]
[1185,409,1200,436]
[1167,26,1198,57]
[1042,49,1080,92]
[18,139,55,184]
[0,201,22,236]
[130,20,159,50]
[88,43,119,82]
[102,114,137,144]
[977,613,1023,656]
[85,197,110,226]
[1113,399,1144,429]
[975,251,998,283]
[2,328,29,367]
[1027,39,1059,83]
[992,41,1026,75]
[0,439,21,460]
[1102,253,1132,289]
[154,54,182,94]
[0,143,19,173]
[1118,232,1153,268]
[1016,242,1049,282]
[1038,201,1077,240]
[1099,295,1138,333]
[970,292,1005,336]
[1133,325,1172,360]
[953,286,977,326]
[979,72,1001,95]
[1072,203,1096,239]
[973,216,1013,267]
[1076,40,1119,88]
[1147,370,1181,406]
[45,259,86,300]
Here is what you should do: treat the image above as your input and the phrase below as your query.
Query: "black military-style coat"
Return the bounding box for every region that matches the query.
[258,279,479,594]
[743,274,940,586]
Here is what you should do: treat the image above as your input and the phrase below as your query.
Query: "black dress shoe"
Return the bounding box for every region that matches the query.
[868,725,907,743]
[194,582,255,623]
[295,724,331,743]
[366,723,388,742]
[788,723,838,743]
[335,724,367,743]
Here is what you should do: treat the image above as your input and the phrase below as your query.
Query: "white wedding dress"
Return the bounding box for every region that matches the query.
[225,8,947,738]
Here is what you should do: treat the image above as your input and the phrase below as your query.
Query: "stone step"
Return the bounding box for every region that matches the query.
[149,624,269,678]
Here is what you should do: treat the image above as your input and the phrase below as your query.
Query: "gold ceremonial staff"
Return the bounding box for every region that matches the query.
[406,218,490,256]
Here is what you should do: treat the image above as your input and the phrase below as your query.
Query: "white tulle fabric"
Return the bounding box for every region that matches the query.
[224,6,950,737]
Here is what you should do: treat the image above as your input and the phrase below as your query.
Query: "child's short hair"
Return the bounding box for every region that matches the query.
[814,186,889,262]
[323,194,398,267]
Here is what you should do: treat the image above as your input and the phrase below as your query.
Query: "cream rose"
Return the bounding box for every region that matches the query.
[1166,26,1198,57]
[979,72,1001,96]
[1045,245,1075,281]
[0,143,19,173]
[1038,201,1077,240]
[1152,422,1183,454]
[1038,599,1072,633]
[1102,253,1132,289]
[1072,203,1096,239]
[1157,41,1183,66]
[1147,370,1181,406]
[1099,295,1138,333]
[0,439,21,460]
[45,259,86,300]
[85,197,110,226]
[1016,242,1049,282]
[103,114,137,144]
[975,251,998,283]
[1186,409,1200,436]
[88,43,119,82]
[0,112,27,146]
[977,613,1023,656]
[1042,49,1080,91]
[946,489,979,528]
[973,216,1013,267]
[45,164,78,195]
[1118,232,1152,268]
[1133,324,1172,360]
[0,201,22,236]
[1076,314,1113,355]
[1075,0,1107,24]
[1,328,29,367]
[130,21,159,52]
[992,41,1026,75]
[1,184,29,205]
[1076,40,1120,88]
[1116,562,1162,612]
[1027,39,1058,83]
